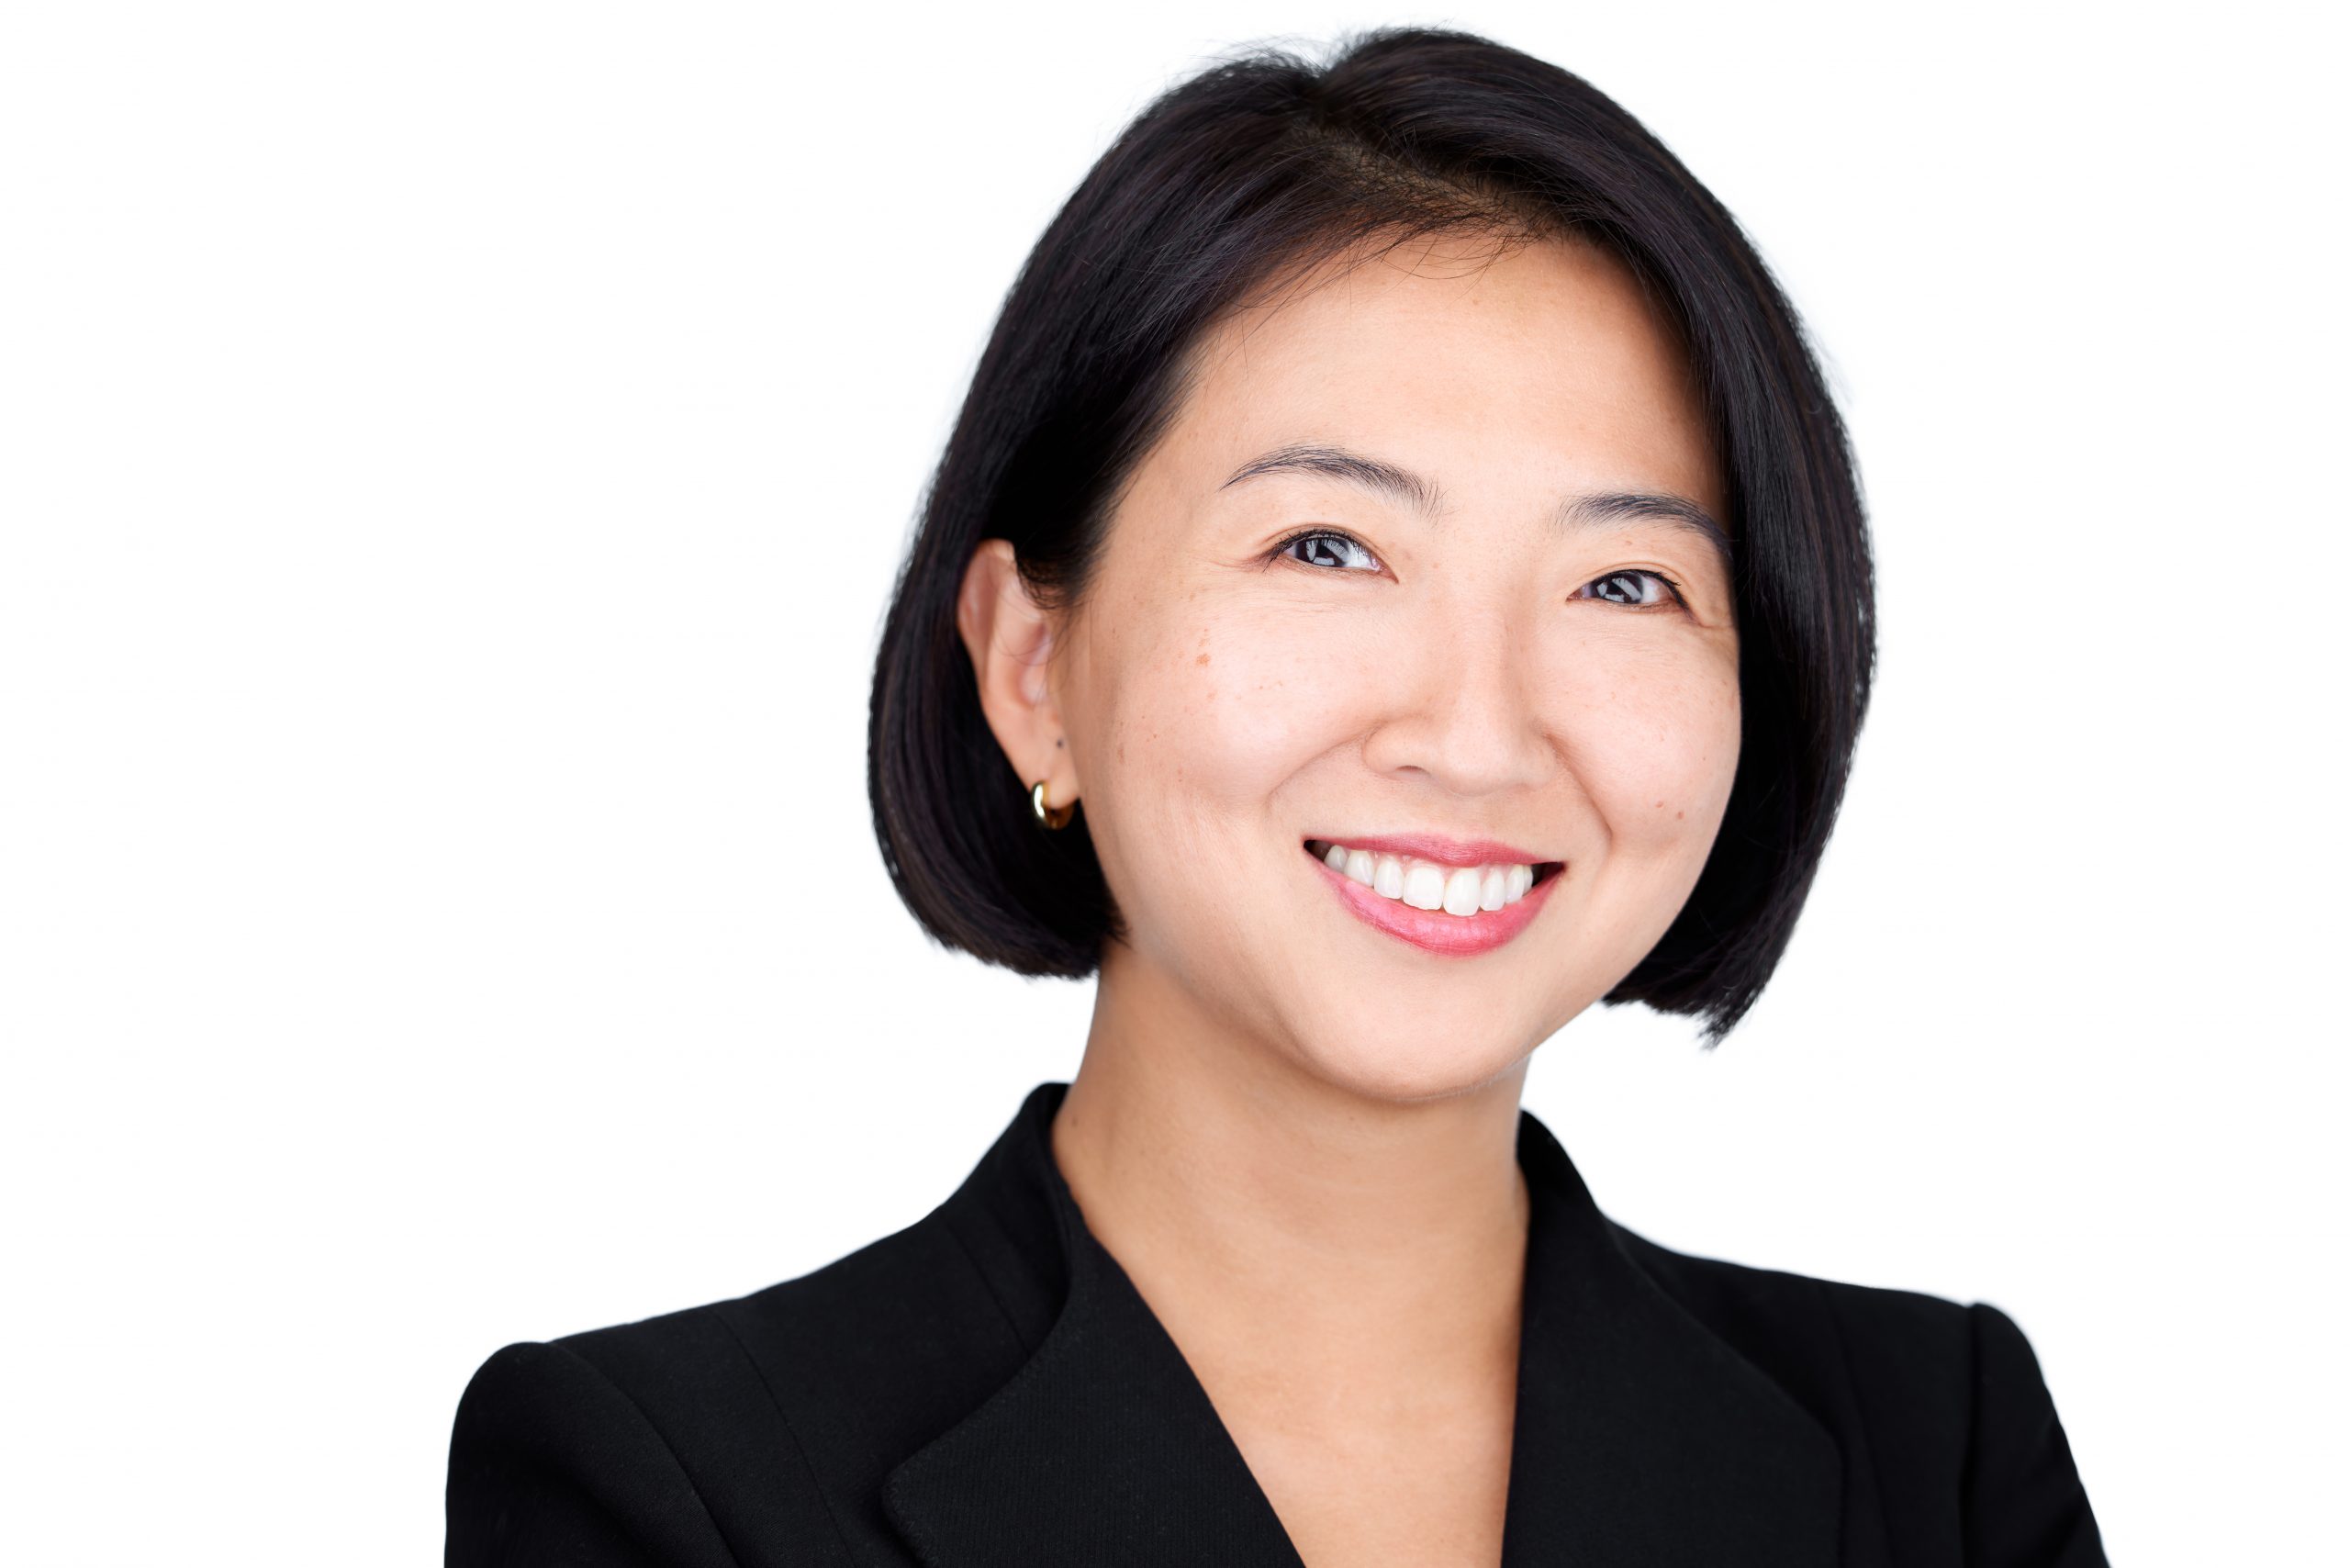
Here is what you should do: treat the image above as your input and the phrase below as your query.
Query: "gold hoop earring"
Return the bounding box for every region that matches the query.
[1030,779,1074,830]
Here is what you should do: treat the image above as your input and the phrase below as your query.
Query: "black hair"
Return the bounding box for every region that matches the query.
[867,26,1874,1047]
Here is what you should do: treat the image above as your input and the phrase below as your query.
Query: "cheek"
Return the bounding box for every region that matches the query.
[1551,640,1741,850]
[1082,606,1342,982]
[1102,607,1343,807]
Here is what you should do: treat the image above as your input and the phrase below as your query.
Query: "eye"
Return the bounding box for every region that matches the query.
[1270,528,1382,573]
[1574,568,1685,609]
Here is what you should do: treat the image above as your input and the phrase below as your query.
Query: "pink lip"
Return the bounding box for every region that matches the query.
[1306,831,1554,868]
[1305,843,1563,958]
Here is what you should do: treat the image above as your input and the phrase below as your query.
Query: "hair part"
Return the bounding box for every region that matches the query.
[867,25,1875,1047]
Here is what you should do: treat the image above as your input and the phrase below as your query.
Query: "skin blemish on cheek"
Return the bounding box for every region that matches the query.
[1196,653,1211,666]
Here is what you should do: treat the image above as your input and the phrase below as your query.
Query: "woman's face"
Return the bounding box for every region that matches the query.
[1013,231,1739,1103]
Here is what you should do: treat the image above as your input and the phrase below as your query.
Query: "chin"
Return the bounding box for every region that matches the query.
[1287,1013,1540,1106]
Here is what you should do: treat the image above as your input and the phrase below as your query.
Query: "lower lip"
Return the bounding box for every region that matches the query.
[1306,846,1562,958]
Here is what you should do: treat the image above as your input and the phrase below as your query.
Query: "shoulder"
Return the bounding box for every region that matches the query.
[1611,1220,1979,1417]
[1608,1223,2109,1565]
[446,1299,849,1568]
[446,1205,1016,1568]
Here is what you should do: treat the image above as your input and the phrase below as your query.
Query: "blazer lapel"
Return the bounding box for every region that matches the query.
[1499,1111,1842,1565]
[879,1084,1304,1567]
[883,1083,1840,1567]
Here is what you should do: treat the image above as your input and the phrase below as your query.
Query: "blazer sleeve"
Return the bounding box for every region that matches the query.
[1963,1303,2109,1567]
[445,1340,739,1568]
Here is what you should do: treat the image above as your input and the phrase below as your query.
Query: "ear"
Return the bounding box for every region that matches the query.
[956,539,1079,813]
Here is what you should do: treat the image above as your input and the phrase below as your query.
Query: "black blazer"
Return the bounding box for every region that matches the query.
[445,1081,2107,1566]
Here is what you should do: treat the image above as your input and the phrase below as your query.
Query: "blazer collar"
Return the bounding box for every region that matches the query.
[882,1082,1841,1567]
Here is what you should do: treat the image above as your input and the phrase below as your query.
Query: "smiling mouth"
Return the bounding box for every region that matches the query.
[1302,837,1563,917]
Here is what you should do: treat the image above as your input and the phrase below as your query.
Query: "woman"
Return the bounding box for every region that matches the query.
[446,27,2105,1567]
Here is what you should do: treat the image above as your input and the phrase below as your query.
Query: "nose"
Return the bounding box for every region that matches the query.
[1357,602,1559,798]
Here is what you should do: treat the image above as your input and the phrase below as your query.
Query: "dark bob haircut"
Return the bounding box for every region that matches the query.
[867,26,1874,1047]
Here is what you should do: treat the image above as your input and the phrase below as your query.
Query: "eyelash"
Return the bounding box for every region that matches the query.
[1266,527,1688,610]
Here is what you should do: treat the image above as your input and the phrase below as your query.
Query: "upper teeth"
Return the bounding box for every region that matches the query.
[1307,839,1540,917]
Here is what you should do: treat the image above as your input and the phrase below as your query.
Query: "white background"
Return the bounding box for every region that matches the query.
[3,3,2340,1562]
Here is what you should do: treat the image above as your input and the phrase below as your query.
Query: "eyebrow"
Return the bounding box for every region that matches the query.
[1218,442,1732,569]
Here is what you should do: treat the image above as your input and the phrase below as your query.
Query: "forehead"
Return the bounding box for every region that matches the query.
[1160,231,1722,521]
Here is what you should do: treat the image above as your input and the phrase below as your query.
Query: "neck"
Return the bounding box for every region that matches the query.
[1050,941,1532,1418]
